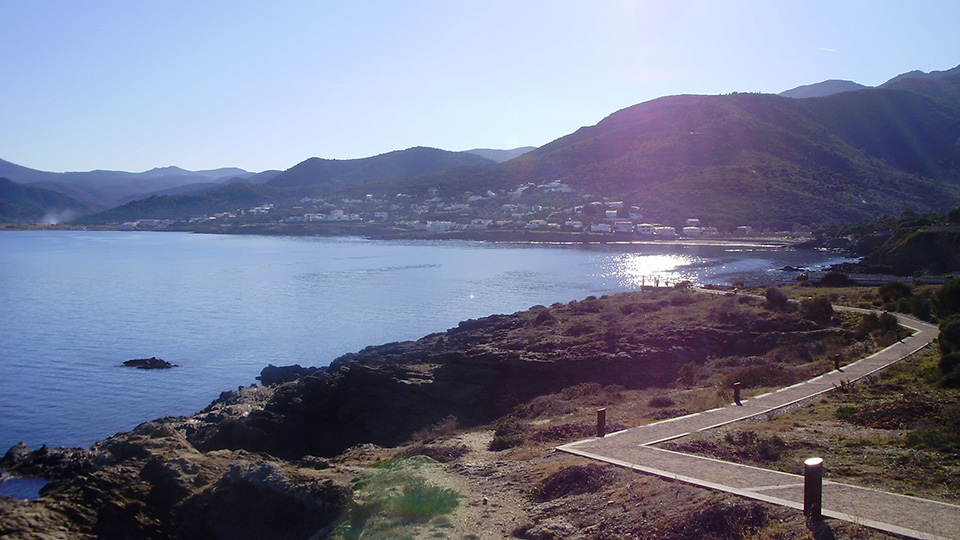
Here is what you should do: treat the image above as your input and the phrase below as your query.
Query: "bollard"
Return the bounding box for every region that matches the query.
[596,408,607,438]
[804,457,823,522]
[733,382,742,406]
[834,354,841,372]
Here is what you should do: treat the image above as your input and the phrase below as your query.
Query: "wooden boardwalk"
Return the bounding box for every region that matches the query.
[559,312,960,540]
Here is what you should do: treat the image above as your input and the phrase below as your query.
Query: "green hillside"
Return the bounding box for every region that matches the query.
[73,182,281,223]
[266,146,494,194]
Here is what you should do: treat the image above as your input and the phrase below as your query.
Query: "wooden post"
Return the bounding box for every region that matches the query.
[804,457,823,522]
[596,408,606,438]
[733,382,742,406]
[834,354,841,372]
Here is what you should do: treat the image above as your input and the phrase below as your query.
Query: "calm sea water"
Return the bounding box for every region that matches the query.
[0,231,852,451]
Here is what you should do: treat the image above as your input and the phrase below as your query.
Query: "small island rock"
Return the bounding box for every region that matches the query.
[122,357,177,369]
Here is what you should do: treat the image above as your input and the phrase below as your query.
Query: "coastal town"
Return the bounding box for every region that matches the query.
[113,180,800,240]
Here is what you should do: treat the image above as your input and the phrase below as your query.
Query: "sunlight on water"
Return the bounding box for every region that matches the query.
[602,253,702,288]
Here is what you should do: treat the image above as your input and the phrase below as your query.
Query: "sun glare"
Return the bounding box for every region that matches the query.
[604,253,699,289]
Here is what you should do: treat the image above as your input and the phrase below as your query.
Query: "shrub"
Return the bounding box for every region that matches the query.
[532,309,558,326]
[393,478,459,521]
[818,272,856,287]
[877,312,900,335]
[648,395,676,408]
[939,318,960,355]
[489,419,527,451]
[764,287,790,310]
[801,296,834,323]
[879,281,912,302]
[939,352,960,387]
[535,464,611,501]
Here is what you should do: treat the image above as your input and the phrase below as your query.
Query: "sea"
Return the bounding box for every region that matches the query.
[0,231,854,452]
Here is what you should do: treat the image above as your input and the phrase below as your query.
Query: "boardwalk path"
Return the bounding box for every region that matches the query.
[559,310,960,540]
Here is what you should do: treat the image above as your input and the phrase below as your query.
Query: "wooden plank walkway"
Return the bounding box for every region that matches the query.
[559,312,960,540]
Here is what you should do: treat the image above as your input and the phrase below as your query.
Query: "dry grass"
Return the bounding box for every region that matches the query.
[661,346,960,504]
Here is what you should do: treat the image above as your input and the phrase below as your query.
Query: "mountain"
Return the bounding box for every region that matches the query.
[0,158,257,208]
[266,146,494,194]
[879,65,960,112]
[73,182,283,224]
[383,67,960,230]
[0,177,98,223]
[465,147,536,163]
[779,79,869,99]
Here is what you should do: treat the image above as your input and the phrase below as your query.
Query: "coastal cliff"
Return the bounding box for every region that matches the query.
[0,289,859,539]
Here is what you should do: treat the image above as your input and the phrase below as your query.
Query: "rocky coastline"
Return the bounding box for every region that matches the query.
[0,289,857,539]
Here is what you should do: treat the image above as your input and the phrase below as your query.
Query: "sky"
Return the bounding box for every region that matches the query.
[2,0,959,174]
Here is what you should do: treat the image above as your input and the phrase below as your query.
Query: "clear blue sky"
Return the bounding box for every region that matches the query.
[2,0,959,173]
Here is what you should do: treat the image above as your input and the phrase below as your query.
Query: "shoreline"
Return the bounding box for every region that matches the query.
[3,222,808,249]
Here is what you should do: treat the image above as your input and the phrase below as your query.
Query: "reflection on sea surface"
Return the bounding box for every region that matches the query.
[603,253,701,288]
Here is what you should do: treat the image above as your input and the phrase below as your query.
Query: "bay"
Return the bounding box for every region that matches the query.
[0,231,852,450]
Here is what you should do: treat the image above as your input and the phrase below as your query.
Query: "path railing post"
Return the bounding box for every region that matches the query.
[733,382,742,406]
[804,457,823,522]
[596,408,606,438]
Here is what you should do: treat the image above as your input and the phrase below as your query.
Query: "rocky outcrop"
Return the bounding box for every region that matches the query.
[122,357,177,369]
[185,291,836,459]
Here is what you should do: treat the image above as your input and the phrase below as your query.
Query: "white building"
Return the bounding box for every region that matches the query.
[525,219,548,230]
[564,220,583,230]
[737,226,754,236]
[655,226,677,238]
[428,221,456,232]
[590,223,612,233]
[614,221,635,233]
[637,223,656,235]
[682,226,701,237]
[685,218,701,227]
[605,210,619,220]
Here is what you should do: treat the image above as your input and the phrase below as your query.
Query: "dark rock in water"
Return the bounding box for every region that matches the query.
[123,357,177,369]
[1,442,96,480]
[257,364,318,385]
[779,265,806,272]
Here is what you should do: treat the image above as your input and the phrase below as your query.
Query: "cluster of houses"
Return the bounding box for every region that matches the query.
[120,180,767,238]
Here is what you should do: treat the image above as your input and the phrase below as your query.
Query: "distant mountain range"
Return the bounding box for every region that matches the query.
[3,64,960,228]
[464,147,536,163]
[0,158,271,209]
[0,177,98,224]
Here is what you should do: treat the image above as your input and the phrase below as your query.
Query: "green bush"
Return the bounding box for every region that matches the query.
[879,281,912,302]
[939,352,960,387]
[393,478,459,521]
[818,272,856,287]
[489,419,527,451]
[939,318,960,355]
[764,287,790,310]
[801,296,834,323]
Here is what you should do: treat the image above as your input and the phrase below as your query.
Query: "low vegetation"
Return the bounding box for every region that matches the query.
[331,456,460,540]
